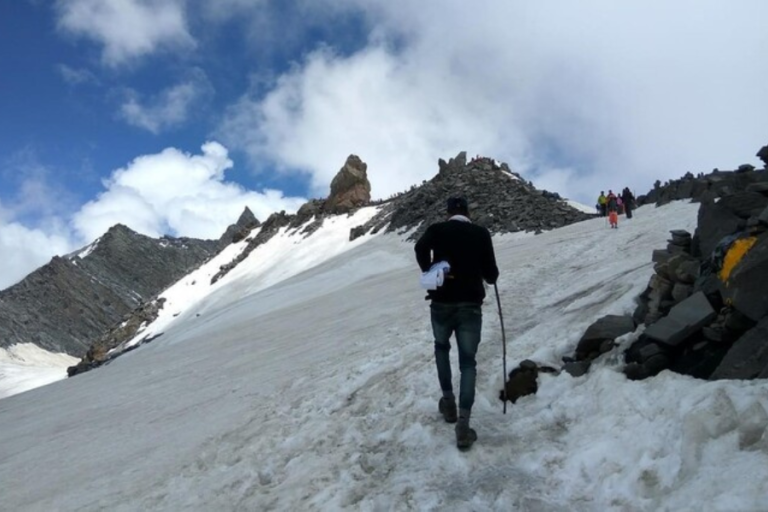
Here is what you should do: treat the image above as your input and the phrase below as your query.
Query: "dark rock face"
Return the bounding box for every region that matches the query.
[0,225,218,357]
[351,152,593,241]
[325,155,371,214]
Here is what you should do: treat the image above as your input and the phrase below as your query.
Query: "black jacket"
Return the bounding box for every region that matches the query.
[415,218,499,304]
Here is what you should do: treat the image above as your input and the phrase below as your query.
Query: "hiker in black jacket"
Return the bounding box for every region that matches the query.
[414,197,499,450]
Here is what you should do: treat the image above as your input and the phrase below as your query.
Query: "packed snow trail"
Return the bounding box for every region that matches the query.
[1,202,767,511]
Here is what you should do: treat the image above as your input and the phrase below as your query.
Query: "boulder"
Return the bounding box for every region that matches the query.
[502,360,539,403]
[325,155,372,214]
[644,291,717,347]
[696,200,743,258]
[575,315,635,359]
[710,316,768,380]
[721,233,768,321]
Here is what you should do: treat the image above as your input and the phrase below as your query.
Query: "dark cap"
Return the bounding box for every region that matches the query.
[446,196,469,215]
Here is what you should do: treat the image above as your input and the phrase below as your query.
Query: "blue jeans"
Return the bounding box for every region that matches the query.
[430,302,482,412]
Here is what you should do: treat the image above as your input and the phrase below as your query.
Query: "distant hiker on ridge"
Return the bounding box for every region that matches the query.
[597,191,607,216]
[621,187,635,219]
[415,197,500,450]
[607,190,619,229]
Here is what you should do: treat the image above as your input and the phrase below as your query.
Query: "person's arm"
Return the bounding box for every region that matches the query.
[482,230,499,285]
[414,226,435,272]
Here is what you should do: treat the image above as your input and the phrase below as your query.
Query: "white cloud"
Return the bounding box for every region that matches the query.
[72,141,306,242]
[120,70,213,133]
[56,0,194,67]
[0,143,306,290]
[57,64,100,85]
[218,0,768,204]
[0,213,73,290]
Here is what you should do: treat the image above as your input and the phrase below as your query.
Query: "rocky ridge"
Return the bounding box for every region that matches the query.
[211,152,593,285]
[636,144,768,207]
[0,225,218,357]
[351,152,592,241]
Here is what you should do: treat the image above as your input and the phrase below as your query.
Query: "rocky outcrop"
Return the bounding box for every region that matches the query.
[351,152,593,241]
[218,207,260,247]
[67,298,166,376]
[637,166,768,208]
[0,225,218,357]
[325,155,371,214]
[622,148,768,381]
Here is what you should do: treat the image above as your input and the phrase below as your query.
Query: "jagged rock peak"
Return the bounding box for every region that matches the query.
[325,154,371,214]
[237,207,260,228]
[103,223,138,238]
[438,151,467,175]
[219,207,261,247]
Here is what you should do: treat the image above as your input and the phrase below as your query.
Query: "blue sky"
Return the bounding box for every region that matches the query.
[1,0,767,289]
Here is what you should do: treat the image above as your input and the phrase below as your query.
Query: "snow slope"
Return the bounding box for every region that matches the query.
[0,344,77,399]
[1,202,767,511]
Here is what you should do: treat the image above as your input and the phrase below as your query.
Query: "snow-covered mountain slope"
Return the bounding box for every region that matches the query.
[1,202,767,511]
[0,344,77,399]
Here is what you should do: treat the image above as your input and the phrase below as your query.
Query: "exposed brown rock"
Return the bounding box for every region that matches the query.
[325,155,371,214]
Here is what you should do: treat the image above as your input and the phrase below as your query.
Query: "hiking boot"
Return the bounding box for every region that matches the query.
[455,418,477,450]
[438,397,458,423]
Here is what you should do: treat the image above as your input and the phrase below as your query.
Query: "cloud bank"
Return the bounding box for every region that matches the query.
[218,0,768,203]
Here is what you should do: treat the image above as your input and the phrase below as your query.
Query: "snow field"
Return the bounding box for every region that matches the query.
[1,201,767,511]
[0,344,78,399]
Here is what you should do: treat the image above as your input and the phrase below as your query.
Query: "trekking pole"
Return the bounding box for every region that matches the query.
[494,283,508,414]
